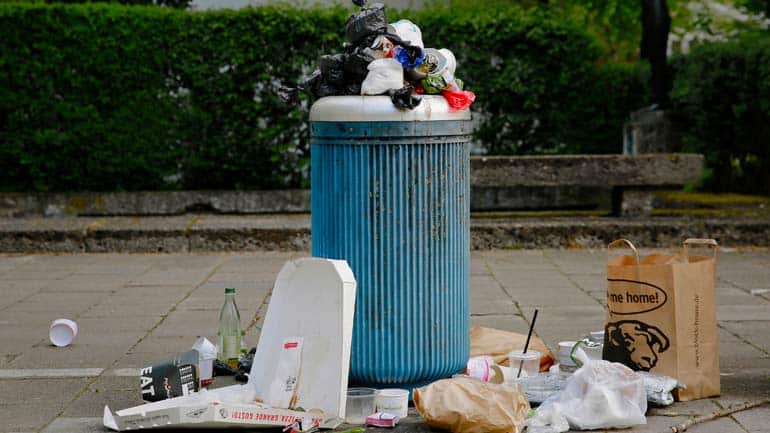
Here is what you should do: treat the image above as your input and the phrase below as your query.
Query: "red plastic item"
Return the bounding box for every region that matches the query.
[442,90,475,111]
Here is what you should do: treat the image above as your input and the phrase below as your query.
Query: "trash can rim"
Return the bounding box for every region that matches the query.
[309,95,471,122]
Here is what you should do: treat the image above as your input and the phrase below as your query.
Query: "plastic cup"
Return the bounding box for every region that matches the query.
[49,319,78,347]
[199,358,214,386]
[375,388,409,419]
[508,349,541,378]
[558,341,578,367]
[345,388,377,424]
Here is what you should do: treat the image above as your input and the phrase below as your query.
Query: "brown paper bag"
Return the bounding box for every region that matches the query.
[602,238,720,401]
[413,376,530,433]
[470,326,555,372]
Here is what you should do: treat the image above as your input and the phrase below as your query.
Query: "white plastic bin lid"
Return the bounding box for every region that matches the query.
[309,95,471,122]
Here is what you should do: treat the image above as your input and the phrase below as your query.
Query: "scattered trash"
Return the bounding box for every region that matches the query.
[218,287,242,370]
[49,318,77,347]
[105,258,357,431]
[639,371,684,406]
[514,367,568,404]
[192,337,217,387]
[469,326,555,372]
[750,288,770,296]
[525,358,647,433]
[140,350,200,403]
[279,0,475,111]
[374,389,409,419]
[366,412,399,428]
[604,238,720,401]
[414,376,530,433]
[345,387,377,425]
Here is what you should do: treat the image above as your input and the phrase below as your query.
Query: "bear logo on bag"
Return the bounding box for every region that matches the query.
[605,320,670,371]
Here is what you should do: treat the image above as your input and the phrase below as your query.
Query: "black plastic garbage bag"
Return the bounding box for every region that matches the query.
[320,54,346,85]
[389,85,422,110]
[345,2,387,44]
[344,47,377,81]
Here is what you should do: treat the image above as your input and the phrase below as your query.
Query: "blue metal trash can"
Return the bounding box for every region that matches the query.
[310,95,472,388]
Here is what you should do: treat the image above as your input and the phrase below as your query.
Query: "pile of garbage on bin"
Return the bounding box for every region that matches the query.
[279,0,475,111]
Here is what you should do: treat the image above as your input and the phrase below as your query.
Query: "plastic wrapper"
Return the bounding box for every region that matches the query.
[388,19,424,49]
[393,45,424,69]
[514,369,568,404]
[422,75,446,94]
[443,90,476,112]
[525,359,647,433]
[414,376,530,433]
[638,371,684,406]
[360,58,404,95]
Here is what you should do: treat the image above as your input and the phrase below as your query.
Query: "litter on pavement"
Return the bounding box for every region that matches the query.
[104,258,357,430]
[100,233,721,432]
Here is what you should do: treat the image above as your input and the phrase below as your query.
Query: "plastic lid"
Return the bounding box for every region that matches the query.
[225,287,236,294]
[309,95,470,122]
[508,349,541,360]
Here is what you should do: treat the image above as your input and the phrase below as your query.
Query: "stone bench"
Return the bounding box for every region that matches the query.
[470,154,704,216]
[0,154,703,217]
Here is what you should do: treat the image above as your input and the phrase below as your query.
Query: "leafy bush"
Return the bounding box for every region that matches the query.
[1,3,767,194]
[0,3,346,191]
[671,35,770,195]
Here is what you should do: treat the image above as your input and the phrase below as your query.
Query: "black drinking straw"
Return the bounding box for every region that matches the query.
[516,309,539,379]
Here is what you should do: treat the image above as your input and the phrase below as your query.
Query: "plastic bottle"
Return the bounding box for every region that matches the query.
[218,287,242,369]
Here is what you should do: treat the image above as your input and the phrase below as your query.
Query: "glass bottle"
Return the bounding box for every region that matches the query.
[218,287,242,369]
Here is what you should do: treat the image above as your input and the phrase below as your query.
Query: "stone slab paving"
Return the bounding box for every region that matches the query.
[0,249,767,433]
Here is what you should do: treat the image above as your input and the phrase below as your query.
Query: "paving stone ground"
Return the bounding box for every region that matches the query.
[0,249,768,433]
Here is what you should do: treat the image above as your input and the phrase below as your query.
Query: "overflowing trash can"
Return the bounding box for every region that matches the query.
[310,95,472,388]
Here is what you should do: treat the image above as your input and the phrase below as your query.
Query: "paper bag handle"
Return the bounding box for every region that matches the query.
[608,239,640,265]
[683,238,718,258]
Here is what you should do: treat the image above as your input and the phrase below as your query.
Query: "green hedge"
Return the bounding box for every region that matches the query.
[671,35,770,195]
[0,2,650,192]
[0,3,767,194]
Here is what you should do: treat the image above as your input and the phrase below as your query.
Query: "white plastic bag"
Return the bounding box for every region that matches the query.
[360,58,403,95]
[526,360,647,433]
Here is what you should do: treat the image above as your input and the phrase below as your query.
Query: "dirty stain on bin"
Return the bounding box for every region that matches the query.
[310,95,472,388]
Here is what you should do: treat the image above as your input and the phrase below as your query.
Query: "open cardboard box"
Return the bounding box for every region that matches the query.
[105,258,357,430]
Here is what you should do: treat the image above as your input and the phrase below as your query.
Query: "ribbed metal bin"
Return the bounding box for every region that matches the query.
[310,95,472,388]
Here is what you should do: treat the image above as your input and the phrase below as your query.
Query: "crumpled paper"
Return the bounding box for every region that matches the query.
[414,376,530,433]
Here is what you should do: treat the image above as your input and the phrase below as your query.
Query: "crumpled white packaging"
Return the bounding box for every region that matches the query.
[388,19,424,49]
[638,371,685,406]
[525,359,647,433]
[361,58,404,95]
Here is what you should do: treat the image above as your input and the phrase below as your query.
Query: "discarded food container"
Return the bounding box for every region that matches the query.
[140,350,199,402]
[375,388,409,419]
[311,95,472,389]
[345,387,377,425]
[192,337,217,387]
[366,412,399,428]
[218,287,242,369]
[508,349,541,378]
[49,318,78,347]
[558,341,578,368]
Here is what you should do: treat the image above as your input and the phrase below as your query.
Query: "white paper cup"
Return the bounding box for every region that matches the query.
[49,319,78,347]
[558,341,578,367]
[375,388,409,418]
